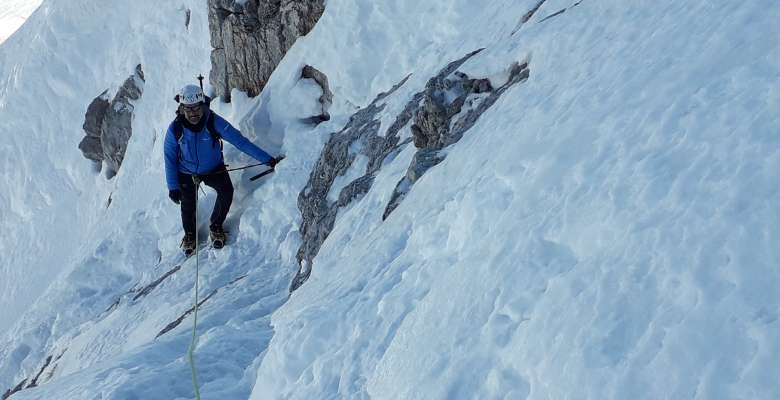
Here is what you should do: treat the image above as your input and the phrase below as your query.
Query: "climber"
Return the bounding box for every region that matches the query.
[164,84,278,255]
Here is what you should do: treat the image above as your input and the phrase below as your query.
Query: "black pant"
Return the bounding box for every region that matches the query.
[179,168,234,236]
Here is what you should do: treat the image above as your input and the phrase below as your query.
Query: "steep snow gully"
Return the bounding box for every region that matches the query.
[2,0,780,399]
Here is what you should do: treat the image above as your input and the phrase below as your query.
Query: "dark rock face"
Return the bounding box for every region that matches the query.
[78,91,110,162]
[208,0,325,101]
[2,379,26,400]
[513,0,548,34]
[2,350,65,400]
[291,50,530,292]
[78,64,145,178]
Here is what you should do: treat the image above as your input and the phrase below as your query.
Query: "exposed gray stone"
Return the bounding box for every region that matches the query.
[382,58,529,220]
[292,51,483,291]
[291,74,419,292]
[78,65,144,179]
[292,51,530,292]
[24,355,52,389]
[539,0,584,25]
[78,91,110,162]
[77,136,104,163]
[101,65,144,178]
[2,350,64,399]
[301,64,332,123]
[512,0,548,35]
[409,69,497,152]
[539,8,566,23]
[208,0,325,101]
[82,90,109,138]
[381,148,445,221]
[2,378,26,400]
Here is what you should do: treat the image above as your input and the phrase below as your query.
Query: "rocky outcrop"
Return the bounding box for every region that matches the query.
[78,64,145,178]
[101,65,144,177]
[292,50,530,292]
[2,379,25,400]
[300,65,332,124]
[513,0,548,34]
[290,50,529,291]
[208,0,325,101]
[292,75,421,292]
[538,1,583,24]
[383,60,530,219]
[2,350,65,400]
[78,90,110,162]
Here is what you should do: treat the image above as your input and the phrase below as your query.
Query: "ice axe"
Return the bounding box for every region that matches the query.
[249,156,285,181]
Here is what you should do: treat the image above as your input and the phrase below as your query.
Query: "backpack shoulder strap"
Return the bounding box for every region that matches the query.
[206,112,223,150]
[173,122,183,142]
[172,113,221,149]
[172,117,184,143]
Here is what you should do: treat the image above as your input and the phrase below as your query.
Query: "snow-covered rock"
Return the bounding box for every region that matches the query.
[1,0,779,399]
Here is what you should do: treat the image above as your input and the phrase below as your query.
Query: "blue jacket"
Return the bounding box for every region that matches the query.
[164,111,273,190]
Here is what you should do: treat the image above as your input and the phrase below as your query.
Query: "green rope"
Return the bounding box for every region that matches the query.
[188,176,202,400]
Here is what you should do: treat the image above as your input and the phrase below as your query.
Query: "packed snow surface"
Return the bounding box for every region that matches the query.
[0,0,41,43]
[1,0,779,399]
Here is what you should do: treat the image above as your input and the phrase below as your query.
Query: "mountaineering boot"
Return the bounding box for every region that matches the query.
[210,224,227,249]
[181,232,196,256]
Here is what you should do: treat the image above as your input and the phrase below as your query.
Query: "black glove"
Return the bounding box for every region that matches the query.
[267,157,279,169]
[169,189,181,204]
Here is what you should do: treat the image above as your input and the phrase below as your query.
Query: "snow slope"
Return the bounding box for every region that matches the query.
[250,1,780,398]
[1,0,779,399]
[0,0,41,43]
[0,0,211,335]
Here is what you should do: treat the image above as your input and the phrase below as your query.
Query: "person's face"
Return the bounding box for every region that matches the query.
[181,103,204,124]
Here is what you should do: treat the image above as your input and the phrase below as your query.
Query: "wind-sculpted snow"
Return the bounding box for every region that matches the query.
[3,232,294,399]
[0,0,299,396]
[1,0,780,399]
[0,0,218,338]
[253,0,780,399]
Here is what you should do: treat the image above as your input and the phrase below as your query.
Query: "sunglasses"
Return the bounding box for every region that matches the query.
[181,104,202,113]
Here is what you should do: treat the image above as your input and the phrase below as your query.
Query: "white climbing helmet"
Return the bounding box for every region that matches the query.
[178,84,205,105]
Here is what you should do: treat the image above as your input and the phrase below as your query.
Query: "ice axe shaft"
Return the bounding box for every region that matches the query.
[249,156,285,181]
[249,169,275,181]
